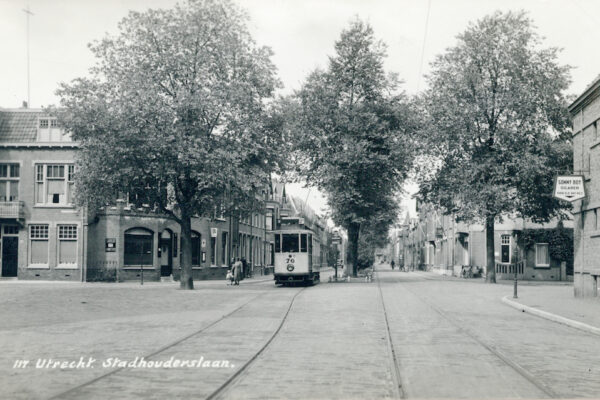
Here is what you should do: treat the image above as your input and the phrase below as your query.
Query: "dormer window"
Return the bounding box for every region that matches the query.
[38,117,70,142]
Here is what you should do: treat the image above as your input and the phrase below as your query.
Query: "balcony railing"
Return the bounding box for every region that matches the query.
[0,201,25,219]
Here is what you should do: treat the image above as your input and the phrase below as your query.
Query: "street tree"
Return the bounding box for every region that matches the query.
[417,11,572,283]
[292,20,417,277]
[56,0,281,289]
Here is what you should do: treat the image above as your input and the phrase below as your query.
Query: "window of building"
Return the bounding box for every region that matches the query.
[30,224,49,265]
[210,237,217,265]
[34,164,75,205]
[535,243,550,267]
[4,225,18,235]
[221,232,228,265]
[191,231,201,266]
[501,235,511,263]
[58,225,77,266]
[124,228,153,266]
[266,211,273,230]
[38,118,69,142]
[0,163,20,202]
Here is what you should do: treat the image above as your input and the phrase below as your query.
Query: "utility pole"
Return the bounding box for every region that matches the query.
[23,5,34,107]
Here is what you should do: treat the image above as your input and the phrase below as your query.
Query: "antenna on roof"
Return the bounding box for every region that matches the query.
[23,4,34,108]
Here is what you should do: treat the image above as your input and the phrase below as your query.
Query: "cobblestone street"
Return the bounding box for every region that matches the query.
[1,266,599,399]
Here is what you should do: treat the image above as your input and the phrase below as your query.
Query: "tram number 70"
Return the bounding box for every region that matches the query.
[286,256,295,264]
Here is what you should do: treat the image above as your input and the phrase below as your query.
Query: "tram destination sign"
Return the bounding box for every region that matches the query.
[553,175,586,202]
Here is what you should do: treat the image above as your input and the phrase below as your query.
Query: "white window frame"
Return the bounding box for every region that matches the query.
[56,225,78,269]
[0,163,20,202]
[34,163,75,207]
[29,224,50,268]
[38,117,69,142]
[535,243,550,267]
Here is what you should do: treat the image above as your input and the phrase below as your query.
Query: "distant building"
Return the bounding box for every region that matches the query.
[569,75,600,297]
[398,203,573,281]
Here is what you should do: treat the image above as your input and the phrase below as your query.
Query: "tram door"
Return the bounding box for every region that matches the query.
[308,234,313,271]
[2,236,18,277]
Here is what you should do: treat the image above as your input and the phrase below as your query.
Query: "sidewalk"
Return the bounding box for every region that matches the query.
[501,284,600,336]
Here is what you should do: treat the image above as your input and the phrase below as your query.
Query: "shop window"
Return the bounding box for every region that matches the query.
[30,224,49,265]
[535,243,550,267]
[124,228,153,266]
[58,225,77,266]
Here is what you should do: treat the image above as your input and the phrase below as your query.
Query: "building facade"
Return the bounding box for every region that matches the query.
[569,75,600,297]
[0,108,83,280]
[396,204,573,281]
[0,107,279,282]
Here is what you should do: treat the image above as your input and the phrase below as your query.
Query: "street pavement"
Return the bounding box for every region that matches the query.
[1,265,599,399]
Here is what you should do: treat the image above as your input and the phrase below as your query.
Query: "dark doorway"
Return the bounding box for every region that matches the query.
[2,236,18,277]
[160,232,172,277]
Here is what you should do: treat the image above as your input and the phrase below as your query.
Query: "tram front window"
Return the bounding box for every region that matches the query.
[281,234,299,253]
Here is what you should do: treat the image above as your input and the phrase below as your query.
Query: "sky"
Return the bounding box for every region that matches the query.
[1,0,599,219]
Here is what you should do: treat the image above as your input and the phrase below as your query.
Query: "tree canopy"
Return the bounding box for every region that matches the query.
[56,0,282,289]
[291,20,418,276]
[416,11,572,282]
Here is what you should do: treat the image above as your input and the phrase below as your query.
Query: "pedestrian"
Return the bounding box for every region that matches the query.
[391,260,395,270]
[232,258,242,285]
[226,269,234,285]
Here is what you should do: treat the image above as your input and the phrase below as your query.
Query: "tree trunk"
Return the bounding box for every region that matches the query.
[179,212,194,290]
[485,214,496,283]
[348,222,360,277]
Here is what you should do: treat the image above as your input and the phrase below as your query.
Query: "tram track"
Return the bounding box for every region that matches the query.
[205,286,307,400]
[375,268,406,399]
[389,274,560,399]
[48,287,305,400]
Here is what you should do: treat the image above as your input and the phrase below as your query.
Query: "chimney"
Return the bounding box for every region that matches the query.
[21,101,28,109]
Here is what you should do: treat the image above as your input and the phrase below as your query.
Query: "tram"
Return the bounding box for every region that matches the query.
[273,228,321,285]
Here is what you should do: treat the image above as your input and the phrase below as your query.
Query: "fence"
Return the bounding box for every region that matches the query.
[495,260,525,279]
[86,261,118,282]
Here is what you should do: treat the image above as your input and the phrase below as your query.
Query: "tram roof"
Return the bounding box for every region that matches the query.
[272,228,315,234]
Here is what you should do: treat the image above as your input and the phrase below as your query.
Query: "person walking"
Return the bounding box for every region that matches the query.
[232,258,242,285]
[391,260,395,271]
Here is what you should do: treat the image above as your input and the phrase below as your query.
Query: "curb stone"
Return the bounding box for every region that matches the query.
[501,295,600,337]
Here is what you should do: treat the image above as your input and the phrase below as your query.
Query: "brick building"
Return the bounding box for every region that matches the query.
[0,107,277,282]
[0,107,83,280]
[569,75,600,297]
